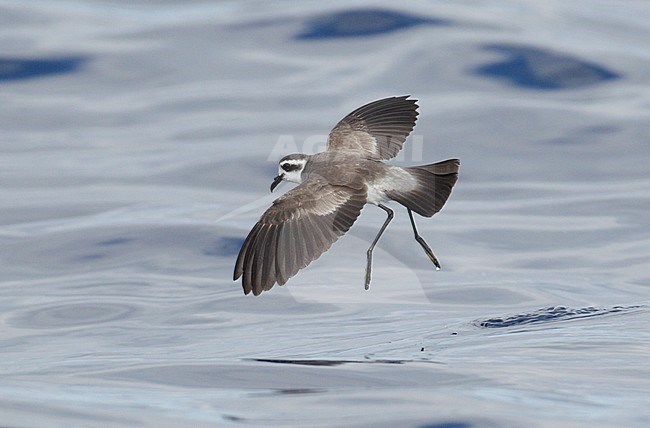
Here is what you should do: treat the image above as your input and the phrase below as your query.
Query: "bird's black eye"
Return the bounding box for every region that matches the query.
[281,162,301,172]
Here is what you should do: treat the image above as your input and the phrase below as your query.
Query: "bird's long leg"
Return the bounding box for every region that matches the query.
[407,208,441,270]
[365,204,394,290]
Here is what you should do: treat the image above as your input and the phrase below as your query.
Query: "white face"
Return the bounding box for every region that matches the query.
[278,158,306,184]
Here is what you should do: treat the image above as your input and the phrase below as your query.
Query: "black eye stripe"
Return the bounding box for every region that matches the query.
[281,163,302,172]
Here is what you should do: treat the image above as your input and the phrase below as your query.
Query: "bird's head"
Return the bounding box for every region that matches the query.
[271,154,309,192]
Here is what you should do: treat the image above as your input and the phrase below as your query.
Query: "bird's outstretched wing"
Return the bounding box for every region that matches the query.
[326,96,418,160]
[234,179,367,296]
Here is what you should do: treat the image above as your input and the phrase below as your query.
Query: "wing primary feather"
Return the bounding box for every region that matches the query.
[301,215,320,263]
[281,220,297,284]
[273,222,286,286]
[251,224,272,296]
[300,215,318,268]
[237,222,264,293]
[234,223,260,281]
[242,225,261,295]
[263,224,280,291]
[244,223,268,295]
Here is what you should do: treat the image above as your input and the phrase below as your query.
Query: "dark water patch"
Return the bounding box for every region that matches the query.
[76,253,105,261]
[76,236,137,261]
[253,358,408,366]
[96,237,134,247]
[273,388,326,395]
[0,56,87,82]
[246,387,327,398]
[223,414,246,422]
[473,44,619,90]
[9,302,138,329]
[419,423,474,428]
[204,237,243,257]
[295,8,449,40]
[581,124,619,135]
[255,358,348,367]
[475,305,643,328]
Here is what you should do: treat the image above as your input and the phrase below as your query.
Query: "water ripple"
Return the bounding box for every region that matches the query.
[9,302,138,329]
[475,304,643,328]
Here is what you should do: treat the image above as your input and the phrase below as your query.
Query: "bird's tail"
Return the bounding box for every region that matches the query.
[387,159,459,217]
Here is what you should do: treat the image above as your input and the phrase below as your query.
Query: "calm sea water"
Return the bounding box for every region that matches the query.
[1,1,649,426]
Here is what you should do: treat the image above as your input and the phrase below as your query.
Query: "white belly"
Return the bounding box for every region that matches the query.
[366,184,386,205]
[366,166,417,205]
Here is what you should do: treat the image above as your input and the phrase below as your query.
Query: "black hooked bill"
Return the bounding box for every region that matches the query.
[270,174,283,192]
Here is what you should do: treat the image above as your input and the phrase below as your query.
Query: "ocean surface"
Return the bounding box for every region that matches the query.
[1,1,649,426]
